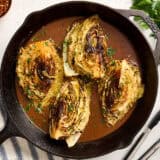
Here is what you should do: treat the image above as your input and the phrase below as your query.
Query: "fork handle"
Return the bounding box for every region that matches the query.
[125,128,151,160]
[140,139,160,160]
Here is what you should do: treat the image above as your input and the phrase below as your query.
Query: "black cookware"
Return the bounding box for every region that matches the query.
[0,1,159,159]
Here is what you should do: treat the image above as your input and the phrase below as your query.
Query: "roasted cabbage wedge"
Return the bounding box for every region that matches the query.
[16,40,63,108]
[63,15,107,79]
[49,78,92,147]
[99,60,144,126]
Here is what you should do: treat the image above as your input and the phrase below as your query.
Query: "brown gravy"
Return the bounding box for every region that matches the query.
[16,16,140,142]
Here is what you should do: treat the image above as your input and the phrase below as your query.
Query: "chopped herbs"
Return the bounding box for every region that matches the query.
[63,39,72,47]
[24,86,32,96]
[44,41,49,46]
[25,101,43,114]
[110,60,116,66]
[31,36,39,42]
[25,102,33,112]
[35,107,42,113]
[68,103,74,112]
[17,76,20,81]
[31,44,36,49]
[43,119,47,123]
[27,58,31,64]
[107,47,116,57]
[131,0,160,33]
[26,72,32,76]
[35,103,43,113]
[105,33,110,40]
[63,40,68,46]
[33,84,38,88]
[102,107,107,115]
[63,40,69,54]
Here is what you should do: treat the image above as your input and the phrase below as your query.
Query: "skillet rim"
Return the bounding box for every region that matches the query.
[0,1,158,159]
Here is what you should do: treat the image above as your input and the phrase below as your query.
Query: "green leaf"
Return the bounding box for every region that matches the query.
[35,103,43,113]
[110,60,116,66]
[24,86,32,96]
[106,47,116,57]
[27,58,31,64]
[80,75,91,83]
[25,102,33,112]
[68,103,74,112]
[134,16,149,29]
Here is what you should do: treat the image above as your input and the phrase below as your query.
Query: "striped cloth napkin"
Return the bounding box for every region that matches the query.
[0,112,66,160]
[0,0,160,160]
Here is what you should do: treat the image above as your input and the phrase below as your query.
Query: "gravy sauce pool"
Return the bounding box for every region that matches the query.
[16,16,140,142]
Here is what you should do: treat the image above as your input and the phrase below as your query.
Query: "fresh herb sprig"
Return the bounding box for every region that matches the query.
[131,0,160,32]
[68,103,74,112]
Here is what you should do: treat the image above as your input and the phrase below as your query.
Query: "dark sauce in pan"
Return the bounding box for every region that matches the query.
[16,17,140,142]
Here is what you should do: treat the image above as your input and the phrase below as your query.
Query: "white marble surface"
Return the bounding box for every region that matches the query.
[0,0,160,160]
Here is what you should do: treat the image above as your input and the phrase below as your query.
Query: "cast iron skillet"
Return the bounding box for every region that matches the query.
[0,1,160,159]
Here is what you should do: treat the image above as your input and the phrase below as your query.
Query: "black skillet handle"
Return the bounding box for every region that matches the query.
[0,93,21,144]
[117,9,160,65]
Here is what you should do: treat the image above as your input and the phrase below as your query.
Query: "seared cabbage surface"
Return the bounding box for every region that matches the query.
[16,40,63,108]
[49,78,91,147]
[99,60,144,126]
[63,15,107,79]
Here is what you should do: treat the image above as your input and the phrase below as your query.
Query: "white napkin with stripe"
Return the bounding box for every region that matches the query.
[0,0,160,160]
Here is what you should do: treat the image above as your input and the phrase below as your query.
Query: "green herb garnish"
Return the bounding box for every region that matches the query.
[110,60,116,66]
[27,58,31,64]
[131,0,160,33]
[31,36,39,42]
[80,75,91,83]
[102,107,107,115]
[37,103,42,108]
[44,41,49,46]
[63,39,72,46]
[24,86,32,96]
[25,102,33,112]
[105,33,110,40]
[63,40,69,54]
[68,103,74,112]
[117,91,122,98]
[101,118,106,124]
[17,76,20,81]
[39,28,47,37]
[30,117,35,123]
[107,47,116,57]
[35,103,43,113]
[63,40,68,46]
